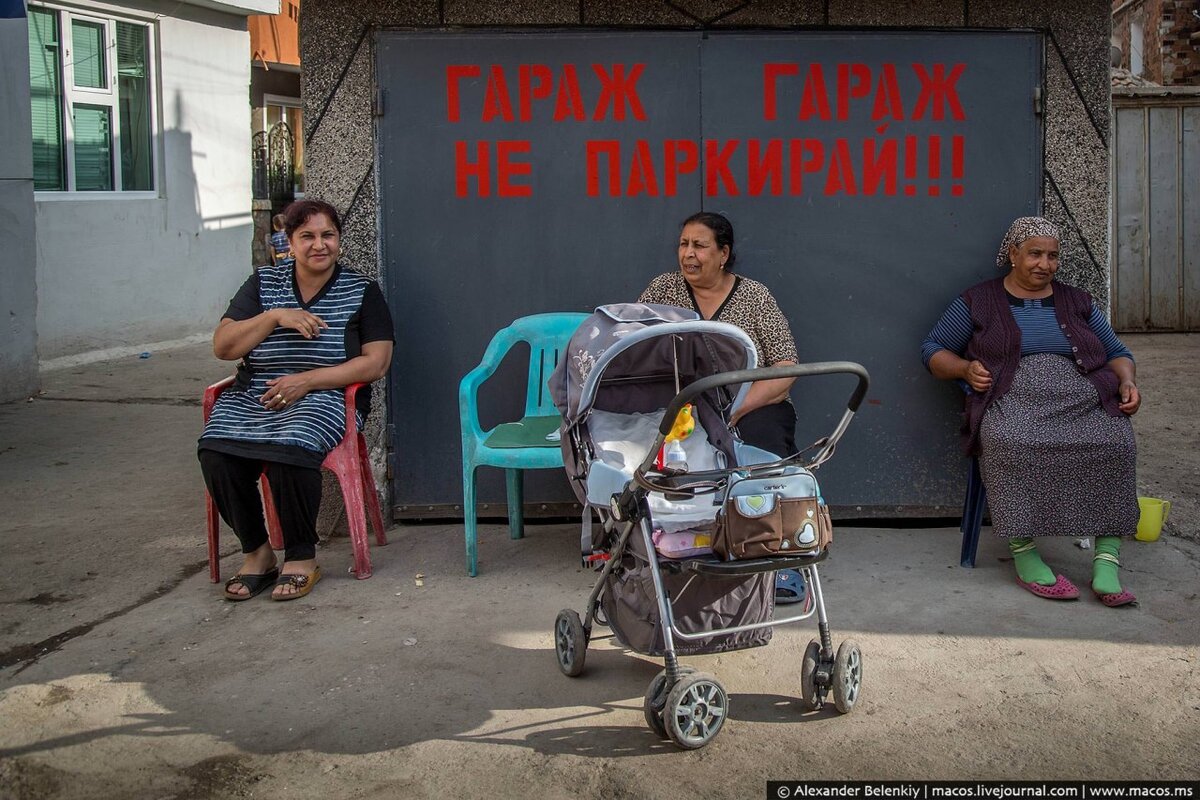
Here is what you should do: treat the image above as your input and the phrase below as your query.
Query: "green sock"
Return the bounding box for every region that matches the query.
[1010,538,1055,586]
[1092,536,1123,595]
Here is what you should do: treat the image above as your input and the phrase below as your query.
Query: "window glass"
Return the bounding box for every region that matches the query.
[73,104,113,191]
[28,7,65,190]
[117,22,152,190]
[28,6,155,193]
[71,19,108,90]
[1130,18,1145,76]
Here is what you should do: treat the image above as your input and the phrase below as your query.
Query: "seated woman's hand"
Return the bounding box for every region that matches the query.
[1118,380,1141,415]
[963,360,993,393]
[274,308,328,339]
[261,374,313,411]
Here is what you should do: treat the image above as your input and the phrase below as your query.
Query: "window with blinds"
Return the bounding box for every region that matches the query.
[27,4,155,193]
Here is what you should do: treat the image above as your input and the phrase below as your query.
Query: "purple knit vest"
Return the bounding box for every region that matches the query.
[959,277,1122,454]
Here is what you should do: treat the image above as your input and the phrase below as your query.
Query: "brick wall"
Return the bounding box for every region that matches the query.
[1143,0,1164,83]
[1162,0,1200,83]
[1113,0,1200,85]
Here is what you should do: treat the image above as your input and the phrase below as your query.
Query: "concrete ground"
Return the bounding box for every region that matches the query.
[0,337,1197,799]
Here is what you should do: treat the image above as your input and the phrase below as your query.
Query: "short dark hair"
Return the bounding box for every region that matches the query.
[681,211,736,271]
[283,199,342,237]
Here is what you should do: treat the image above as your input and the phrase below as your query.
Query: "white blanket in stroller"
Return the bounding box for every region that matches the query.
[588,409,722,538]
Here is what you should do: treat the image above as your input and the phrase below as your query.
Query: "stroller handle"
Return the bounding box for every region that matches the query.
[658,361,871,436]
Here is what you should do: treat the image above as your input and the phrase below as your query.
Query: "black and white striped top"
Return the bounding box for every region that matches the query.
[198,263,394,468]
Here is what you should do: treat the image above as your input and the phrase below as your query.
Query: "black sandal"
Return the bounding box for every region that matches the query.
[223,567,280,601]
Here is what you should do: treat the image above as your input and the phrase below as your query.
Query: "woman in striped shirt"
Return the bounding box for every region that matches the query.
[199,200,394,601]
[922,216,1141,607]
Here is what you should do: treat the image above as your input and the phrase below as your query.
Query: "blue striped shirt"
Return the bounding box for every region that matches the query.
[199,264,392,466]
[922,293,1132,369]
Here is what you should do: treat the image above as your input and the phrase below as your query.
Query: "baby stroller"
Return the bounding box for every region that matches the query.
[548,303,870,749]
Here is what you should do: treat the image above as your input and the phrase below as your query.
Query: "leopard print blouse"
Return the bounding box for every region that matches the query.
[638,271,799,366]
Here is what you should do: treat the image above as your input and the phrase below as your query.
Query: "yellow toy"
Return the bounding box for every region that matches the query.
[657,403,694,470]
[666,403,695,442]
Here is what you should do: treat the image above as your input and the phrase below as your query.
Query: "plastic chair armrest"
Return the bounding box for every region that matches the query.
[343,382,366,431]
[460,329,520,441]
[459,365,498,442]
[203,376,237,423]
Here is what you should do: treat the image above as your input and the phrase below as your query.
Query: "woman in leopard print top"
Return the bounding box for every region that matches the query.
[639,211,799,457]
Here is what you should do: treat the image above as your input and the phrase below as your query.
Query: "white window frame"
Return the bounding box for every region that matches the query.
[32,2,159,199]
[260,92,302,132]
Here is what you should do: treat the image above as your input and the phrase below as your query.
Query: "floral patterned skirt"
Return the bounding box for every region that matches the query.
[979,353,1138,538]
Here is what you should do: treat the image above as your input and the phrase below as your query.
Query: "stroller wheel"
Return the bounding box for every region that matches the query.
[642,665,696,739]
[664,673,728,750]
[831,640,863,713]
[554,609,588,677]
[799,639,822,711]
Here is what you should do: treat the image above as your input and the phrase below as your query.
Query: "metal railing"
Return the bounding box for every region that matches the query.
[251,121,296,207]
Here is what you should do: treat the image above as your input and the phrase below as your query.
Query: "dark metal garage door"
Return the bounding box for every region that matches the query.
[376,30,1043,518]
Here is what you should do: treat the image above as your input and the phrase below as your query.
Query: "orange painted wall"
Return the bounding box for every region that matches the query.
[250,0,299,67]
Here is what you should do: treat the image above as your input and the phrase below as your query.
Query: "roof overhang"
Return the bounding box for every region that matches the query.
[178,0,279,17]
[1112,85,1200,99]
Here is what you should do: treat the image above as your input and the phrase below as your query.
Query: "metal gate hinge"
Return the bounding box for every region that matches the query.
[1033,87,1043,116]
[373,88,386,117]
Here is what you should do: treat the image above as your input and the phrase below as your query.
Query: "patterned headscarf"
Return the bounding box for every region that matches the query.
[996,216,1062,269]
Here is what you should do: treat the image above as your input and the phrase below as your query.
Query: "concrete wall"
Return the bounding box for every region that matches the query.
[34,2,255,360]
[0,8,39,401]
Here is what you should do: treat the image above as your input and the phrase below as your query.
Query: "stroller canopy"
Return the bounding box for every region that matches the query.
[550,303,758,428]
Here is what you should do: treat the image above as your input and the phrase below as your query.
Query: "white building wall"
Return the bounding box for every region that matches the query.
[0,10,39,401]
[34,4,254,360]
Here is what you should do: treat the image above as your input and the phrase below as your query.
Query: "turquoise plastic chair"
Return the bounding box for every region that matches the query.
[459,312,588,576]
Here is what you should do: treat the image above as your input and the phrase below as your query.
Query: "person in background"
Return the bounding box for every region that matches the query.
[922,216,1141,606]
[269,213,294,268]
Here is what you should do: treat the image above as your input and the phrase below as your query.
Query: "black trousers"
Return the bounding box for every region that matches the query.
[736,401,798,458]
[198,449,322,562]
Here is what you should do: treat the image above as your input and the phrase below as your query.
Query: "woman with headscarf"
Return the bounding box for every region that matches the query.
[921,217,1141,606]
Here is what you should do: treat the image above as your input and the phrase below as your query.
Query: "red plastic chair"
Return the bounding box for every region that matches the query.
[203,377,388,581]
